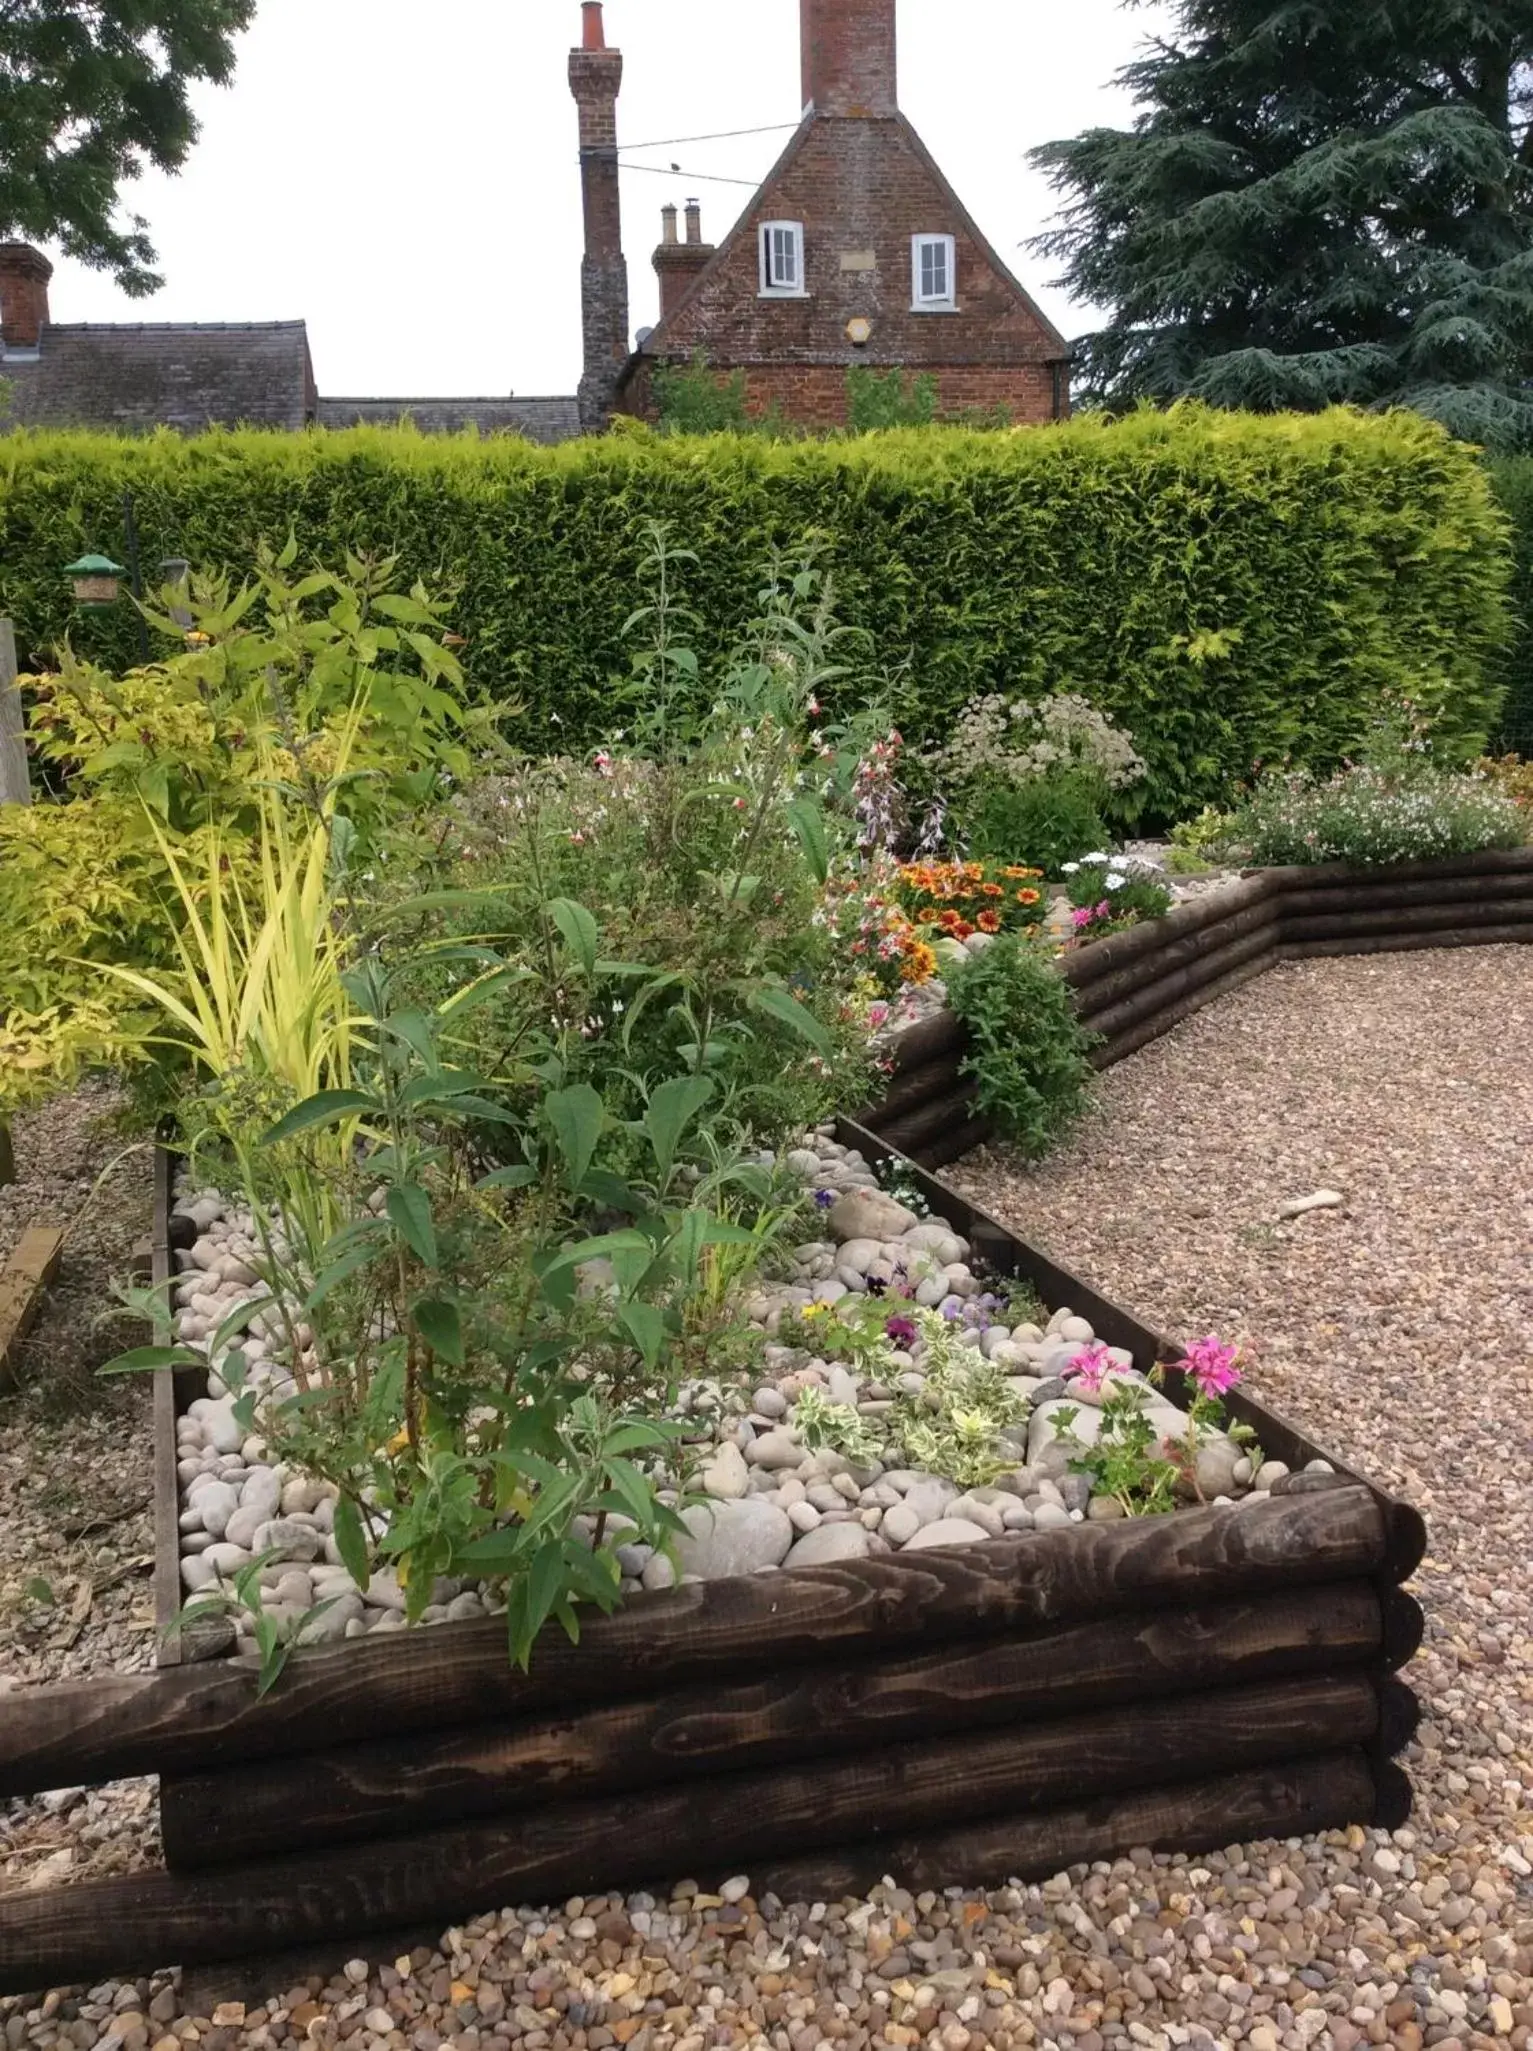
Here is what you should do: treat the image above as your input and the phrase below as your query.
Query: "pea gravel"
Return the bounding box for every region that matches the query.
[4,954,1532,2050]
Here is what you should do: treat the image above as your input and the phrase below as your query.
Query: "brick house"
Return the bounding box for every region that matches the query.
[0,1,1064,441]
[573,0,1070,431]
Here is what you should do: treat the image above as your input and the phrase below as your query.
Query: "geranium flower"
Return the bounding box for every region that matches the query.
[1063,1342,1114,1394]
[1183,1335,1243,1398]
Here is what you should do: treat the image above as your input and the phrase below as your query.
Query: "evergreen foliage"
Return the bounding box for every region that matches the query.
[0,408,1509,818]
[1034,2,1533,448]
[0,0,254,291]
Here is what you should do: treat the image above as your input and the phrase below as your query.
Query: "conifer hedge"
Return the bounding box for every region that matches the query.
[1486,456,1533,752]
[0,405,1511,816]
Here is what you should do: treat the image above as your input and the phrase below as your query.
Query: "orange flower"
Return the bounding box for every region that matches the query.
[980,881,1004,898]
[962,862,984,882]
[1015,887,1041,906]
[952,919,975,940]
[903,941,938,984]
[977,910,1001,933]
[1002,865,1043,880]
[938,909,963,932]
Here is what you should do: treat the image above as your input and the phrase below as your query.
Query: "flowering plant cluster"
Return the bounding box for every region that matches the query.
[1061,851,1174,941]
[1234,764,1525,867]
[927,692,1148,797]
[895,858,1047,943]
[1055,1332,1258,1515]
[815,851,942,992]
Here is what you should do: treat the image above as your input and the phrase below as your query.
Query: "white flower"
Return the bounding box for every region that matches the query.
[1082,851,1110,864]
[1104,873,1125,891]
[1061,861,1080,875]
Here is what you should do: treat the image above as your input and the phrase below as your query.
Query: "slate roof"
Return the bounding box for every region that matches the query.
[2,322,315,433]
[315,396,582,443]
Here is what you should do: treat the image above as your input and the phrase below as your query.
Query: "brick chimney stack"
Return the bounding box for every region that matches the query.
[800,0,897,117]
[653,199,715,319]
[569,1,630,429]
[0,244,52,352]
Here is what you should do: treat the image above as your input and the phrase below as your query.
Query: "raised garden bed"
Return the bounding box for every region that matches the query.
[863,849,1533,1165]
[0,1123,1425,1996]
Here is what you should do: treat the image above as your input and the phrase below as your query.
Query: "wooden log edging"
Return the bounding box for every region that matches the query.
[0,1679,1406,1993]
[0,1487,1396,1800]
[857,852,1533,1151]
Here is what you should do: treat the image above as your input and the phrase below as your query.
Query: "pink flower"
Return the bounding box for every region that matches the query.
[1183,1335,1243,1399]
[1063,1341,1114,1394]
[1070,906,1096,931]
[867,1001,890,1030]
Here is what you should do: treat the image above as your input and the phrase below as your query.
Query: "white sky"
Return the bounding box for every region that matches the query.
[38,0,1169,400]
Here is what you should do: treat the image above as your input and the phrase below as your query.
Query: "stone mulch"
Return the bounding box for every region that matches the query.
[2,954,1531,2050]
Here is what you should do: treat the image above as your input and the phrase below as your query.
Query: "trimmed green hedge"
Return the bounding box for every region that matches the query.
[0,405,1511,816]
[1486,456,1533,752]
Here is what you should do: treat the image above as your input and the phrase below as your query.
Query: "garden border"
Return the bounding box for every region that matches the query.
[860,850,1533,1165]
[0,856,1472,1996]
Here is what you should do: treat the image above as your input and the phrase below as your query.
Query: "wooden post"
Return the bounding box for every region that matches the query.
[0,619,27,807]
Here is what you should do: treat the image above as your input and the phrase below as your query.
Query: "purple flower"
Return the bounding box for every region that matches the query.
[884,1315,918,1347]
[940,1298,964,1321]
[814,1189,835,1210]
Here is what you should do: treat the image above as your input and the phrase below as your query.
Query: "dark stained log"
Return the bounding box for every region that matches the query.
[160,1584,1387,1870]
[1280,874,1533,917]
[0,1677,1379,1990]
[1077,924,1280,1043]
[1282,899,1533,944]
[751,1750,1378,1905]
[874,1082,981,1156]
[856,1051,967,1127]
[152,1146,184,1669]
[884,1010,968,1074]
[1089,949,1279,1073]
[1378,1678,1421,1758]
[1069,899,1280,1018]
[1382,1587,1426,1671]
[911,1116,996,1171]
[1285,924,1533,959]
[1270,848,1533,892]
[1061,875,1277,992]
[0,1490,1392,1798]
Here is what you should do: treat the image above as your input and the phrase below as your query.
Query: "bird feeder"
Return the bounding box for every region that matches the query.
[63,553,126,609]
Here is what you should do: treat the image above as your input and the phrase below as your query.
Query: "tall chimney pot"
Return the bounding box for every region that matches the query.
[684,199,703,245]
[661,203,679,245]
[0,243,52,352]
[581,1,606,50]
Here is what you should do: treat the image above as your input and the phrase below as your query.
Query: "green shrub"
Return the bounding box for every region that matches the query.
[958,769,1111,877]
[1486,456,1533,753]
[1234,764,1526,866]
[946,934,1094,1158]
[0,406,1511,819]
[1063,851,1174,940]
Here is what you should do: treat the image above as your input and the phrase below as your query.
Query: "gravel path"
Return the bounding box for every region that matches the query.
[0,1083,159,1904]
[2,958,1531,2049]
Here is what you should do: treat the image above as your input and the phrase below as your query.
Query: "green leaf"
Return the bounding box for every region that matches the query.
[386,1184,438,1267]
[98,1344,207,1376]
[544,1083,605,1190]
[642,1074,714,1188]
[785,797,831,883]
[617,1301,665,1370]
[476,1163,539,1192]
[539,1228,654,1282]
[260,1089,381,1146]
[546,897,600,978]
[398,1069,491,1108]
[332,1496,370,1589]
[414,1296,464,1367]
[746,982,830,1055]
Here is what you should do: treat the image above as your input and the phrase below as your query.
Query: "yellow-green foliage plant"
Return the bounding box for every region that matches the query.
[0,547,478,1115]
[0,406,1512,817]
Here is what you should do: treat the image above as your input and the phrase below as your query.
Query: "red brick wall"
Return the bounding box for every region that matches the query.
[624,358,1059,428]
[622,114,1067,430]
[0,244,52,350]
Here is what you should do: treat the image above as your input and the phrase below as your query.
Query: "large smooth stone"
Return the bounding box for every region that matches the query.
[826,1191,917,1243]
[901,1477,960,1525]
[673,1499,794,1581]
[783,1522,878,1568]
[192,1480,238,1539]
[899,1517,991,1552]
[744,1428,803,1471]
[701,1441,750,1501]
